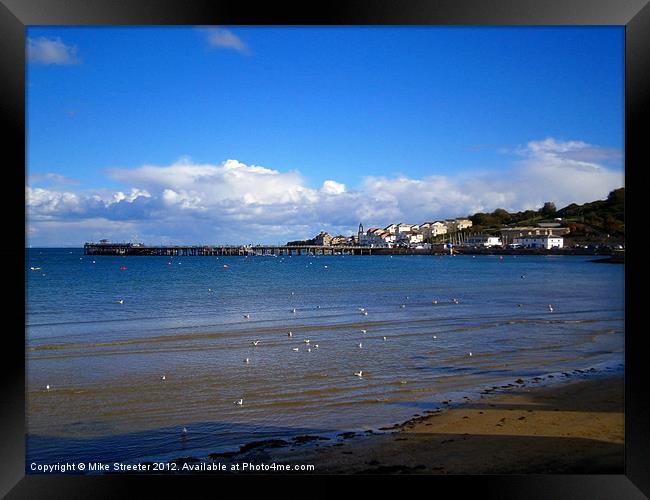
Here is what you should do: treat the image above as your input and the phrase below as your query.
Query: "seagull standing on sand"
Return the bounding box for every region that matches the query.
[354,371,363,377]
[251,340,260,346]
[292,347,299,352]
[117,299,124,304]
[288,331,293,337]
[45,384,50,391]
[433,335,437,340]
[234,399,243,406]
[314,344,319,349]
[432,300,438,304]
[383,336,387,341]
[362,311,368,316]
[358,343,363,349]
[304,339,310,344]
[291,308,297,314]
[360,329,367,334]
[548,304,554,312]
[244,314,250,319]
[244,358,250,364]
[161,375,166,381]
[469,352,473,357]
[181,427,188,436]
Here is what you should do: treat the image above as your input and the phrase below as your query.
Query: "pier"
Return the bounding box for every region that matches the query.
[83,242,378,256]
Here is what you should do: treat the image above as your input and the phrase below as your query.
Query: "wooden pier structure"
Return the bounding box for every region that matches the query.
[83,242,379,256]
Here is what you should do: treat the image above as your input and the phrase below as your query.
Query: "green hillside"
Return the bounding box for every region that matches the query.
[467,188,624,238]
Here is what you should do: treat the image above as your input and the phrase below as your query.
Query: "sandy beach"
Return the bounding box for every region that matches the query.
[198,373,624,474]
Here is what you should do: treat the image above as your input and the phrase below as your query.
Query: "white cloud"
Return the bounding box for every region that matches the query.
[204,27,250,55]
[321,180,346,195]
[27,37,80,65]
[25,139,623,246]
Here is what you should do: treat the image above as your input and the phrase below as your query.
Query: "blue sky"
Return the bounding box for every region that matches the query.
[26,26,624,246]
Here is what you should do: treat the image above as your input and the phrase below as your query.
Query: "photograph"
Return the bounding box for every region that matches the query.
[22,24,629,477]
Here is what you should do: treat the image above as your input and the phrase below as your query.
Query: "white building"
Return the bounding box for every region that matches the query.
[396,232,424,246]
[464,235,502,247]
[514,235,564,249]
[445,218,473,232]
[420,221,448,238]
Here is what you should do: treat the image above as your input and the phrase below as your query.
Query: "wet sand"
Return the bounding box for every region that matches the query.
[208,374,623,474]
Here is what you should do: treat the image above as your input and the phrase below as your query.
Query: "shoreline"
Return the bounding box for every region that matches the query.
[160,367,624,474]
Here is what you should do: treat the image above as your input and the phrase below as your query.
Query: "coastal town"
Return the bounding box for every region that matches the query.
[290,218,568,251]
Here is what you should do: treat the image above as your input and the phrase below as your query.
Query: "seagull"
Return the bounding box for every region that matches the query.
[324,265,328,269]
[291,308,297,314]
[208,288,213,292]
[432,335,437,339]
[223,264,229,268]
[548,304,554,312]
[406,296,409,300]
[307,348,311,352]
[383,336,387,341]
[360,329,367,334]
[45,384,50,391]
[288,331,293,337]
[234,399,243,406]
[161,375,166,381]
[358,308,365,312]
[400,304,406,308]
[452,298,460,304]
[469,352,473,357]
[432,300,438,304]
[292,347,299,352]
[358,343,363,348]
[354,370,363,377]
[244,358,250,364]
[251,340,260,346]
[520,275,526,279]
[181,427,188,436]
[117,299,124,304]
[316,305,321,309]
[362,311,368,316]
[303,339,310,344]
[314,344,319,349]
[243,314,251,319]
[291,292,294,295]
[30,267,41,271]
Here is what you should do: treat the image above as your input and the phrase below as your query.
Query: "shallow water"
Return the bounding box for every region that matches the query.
[25,249,624,466]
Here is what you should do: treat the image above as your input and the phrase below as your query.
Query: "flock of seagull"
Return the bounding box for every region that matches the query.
[36,259,559,438]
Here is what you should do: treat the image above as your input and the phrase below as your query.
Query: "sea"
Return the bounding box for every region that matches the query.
[25,248,624,469]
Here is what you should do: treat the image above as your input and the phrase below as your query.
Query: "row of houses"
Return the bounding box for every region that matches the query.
[357,219,473,247]
[298,218,567,250]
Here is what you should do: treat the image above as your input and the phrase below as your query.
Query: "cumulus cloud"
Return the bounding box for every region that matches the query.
[203,27,250,55]
[27,37,80,65]
[26,139,623,246]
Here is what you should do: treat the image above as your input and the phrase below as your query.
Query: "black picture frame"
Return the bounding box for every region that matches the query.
[2,0,647,497]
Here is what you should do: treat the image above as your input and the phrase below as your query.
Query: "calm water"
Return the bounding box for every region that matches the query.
[26,249,624,467]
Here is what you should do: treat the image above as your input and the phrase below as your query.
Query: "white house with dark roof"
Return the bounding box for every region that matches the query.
[464,235,502,247]
[514,234,564,249]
